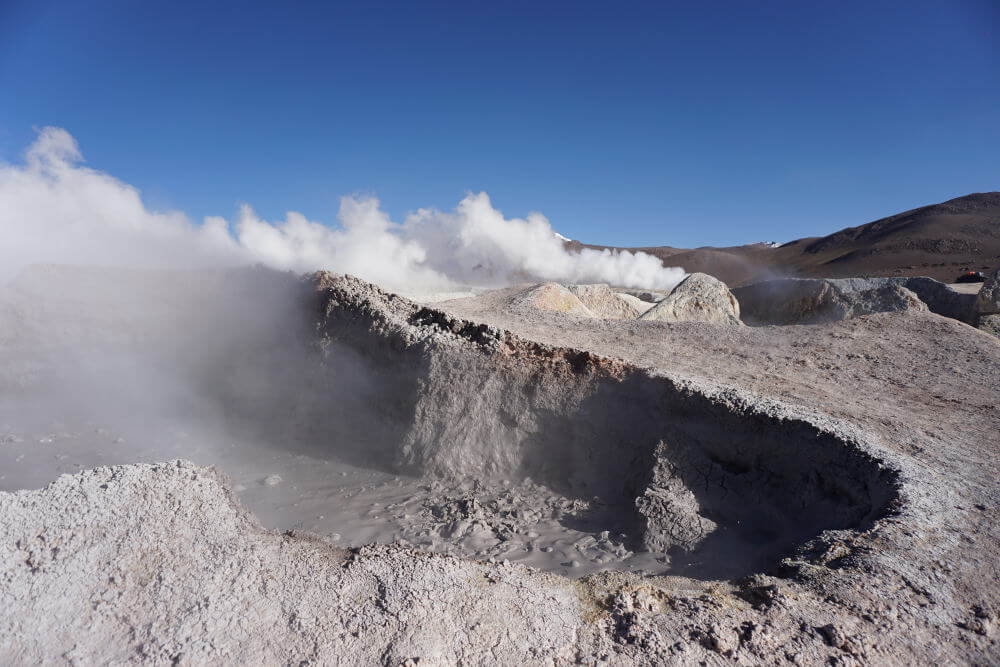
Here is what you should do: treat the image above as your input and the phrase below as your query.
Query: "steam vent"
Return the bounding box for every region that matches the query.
[0,265,996,664]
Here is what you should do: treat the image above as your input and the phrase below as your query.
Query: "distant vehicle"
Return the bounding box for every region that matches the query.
[955,271,986,283]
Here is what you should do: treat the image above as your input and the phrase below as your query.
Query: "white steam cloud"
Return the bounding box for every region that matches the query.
[0,127,685,291]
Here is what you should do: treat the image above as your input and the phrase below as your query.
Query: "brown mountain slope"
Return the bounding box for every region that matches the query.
[574,192,1000,286]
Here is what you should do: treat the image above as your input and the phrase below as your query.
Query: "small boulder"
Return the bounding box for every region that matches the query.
[566,283,640,319]
[639,273,742,326]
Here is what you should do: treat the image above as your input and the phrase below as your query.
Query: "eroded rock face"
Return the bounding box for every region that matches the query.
[639,273,742,326]
[734,278,930,326]
[635,441,717,553]
[567,283,641,319]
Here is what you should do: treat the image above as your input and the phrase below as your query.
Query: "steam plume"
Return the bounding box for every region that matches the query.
[0,127,685,291]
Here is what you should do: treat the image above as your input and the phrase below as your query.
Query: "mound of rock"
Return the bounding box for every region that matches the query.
[617,288,668,303]
[639,273,742,326]
[507,282,595,317]
[566,283,641,319]
[614,292,655,315]
[733,278,929,326]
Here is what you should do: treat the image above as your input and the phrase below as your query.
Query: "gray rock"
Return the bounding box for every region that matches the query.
[898,276,977,323]
[975,269,1000,315]
[635,442,717,553]
[734,277,934,325]
[639,273,742,326]
[617,288,668,303]
[977,313,1000,338]
[614,292,655,315]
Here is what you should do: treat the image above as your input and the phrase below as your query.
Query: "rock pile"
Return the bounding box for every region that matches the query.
[639,272,743,326]
[567,283,642,319]
[614,292,655,315]
[506,282,595,317]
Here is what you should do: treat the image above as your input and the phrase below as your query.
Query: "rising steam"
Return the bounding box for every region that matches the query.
[0,127,685,291]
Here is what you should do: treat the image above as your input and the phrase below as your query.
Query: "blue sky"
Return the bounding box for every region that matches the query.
[1,0,997,247]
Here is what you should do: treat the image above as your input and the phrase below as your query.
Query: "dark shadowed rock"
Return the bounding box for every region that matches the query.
[639,273,742,326]
[898,277,977,323]
[635,442,717,553]
[978,314,1000,337]
[975,269,1000,316]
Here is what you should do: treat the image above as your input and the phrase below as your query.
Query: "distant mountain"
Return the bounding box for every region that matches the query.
[570,193,1000,286]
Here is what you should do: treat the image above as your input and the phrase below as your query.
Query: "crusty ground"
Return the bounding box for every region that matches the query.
[442,291,999,488]
[1,272,997,664]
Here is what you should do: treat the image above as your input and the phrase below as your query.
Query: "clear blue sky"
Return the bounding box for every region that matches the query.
[1,0,997,247]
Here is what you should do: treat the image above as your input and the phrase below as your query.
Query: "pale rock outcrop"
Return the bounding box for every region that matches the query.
[639,272,742,326]
[566,283,640,319]
[618,288,668,303]
[615,292,655,315]
[506,282,595,318]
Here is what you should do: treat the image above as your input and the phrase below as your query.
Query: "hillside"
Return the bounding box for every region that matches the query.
[572,192,1000,286]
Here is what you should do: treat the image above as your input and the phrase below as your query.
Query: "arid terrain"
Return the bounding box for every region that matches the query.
[0,263,997,664]
[569,192,1000,286]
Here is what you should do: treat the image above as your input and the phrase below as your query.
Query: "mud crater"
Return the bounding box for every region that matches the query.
[282,274,902,578]
[0,268,901,579]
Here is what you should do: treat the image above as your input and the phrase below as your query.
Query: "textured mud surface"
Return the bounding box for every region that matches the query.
[1,266,998,664]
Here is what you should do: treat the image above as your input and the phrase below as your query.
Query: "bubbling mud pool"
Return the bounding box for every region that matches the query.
[0,411,672,579]
[0,266,900,582]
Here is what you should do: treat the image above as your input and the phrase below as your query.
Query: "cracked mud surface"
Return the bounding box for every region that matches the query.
[0,267,997,664]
